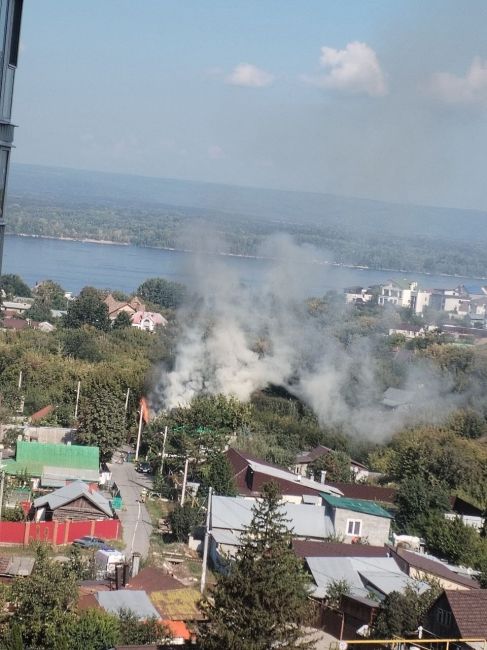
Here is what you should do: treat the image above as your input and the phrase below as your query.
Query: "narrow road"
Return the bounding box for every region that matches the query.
[109,462,153,560]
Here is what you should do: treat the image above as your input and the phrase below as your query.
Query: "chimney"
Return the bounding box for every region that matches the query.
[115,563,124,590]
[131,552,141,577]
[320,470,327,484]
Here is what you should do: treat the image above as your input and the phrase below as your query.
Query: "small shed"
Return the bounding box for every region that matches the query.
[32,480,113,521]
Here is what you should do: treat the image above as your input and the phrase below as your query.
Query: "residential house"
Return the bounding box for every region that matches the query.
[389,546,479,591]
[321,494,393,546]
[430,288,470,317]
[225,447,343,502]
[131,310,167,332]
[294,445,369,481]
[378,280,418,308]
[0,317,31,330]
[447,496,485,531]
[306,555,427,601]
[3,440,100,488]
[344,287,375,305]
[1,300,32,315]
[209,495,333,570]
[382,387,413,410]
[32,480,113,522]
[103,293,145,320]
[323,482,396,505]
[457,284,487,300]
[425,590,487,646]
[96,590,160,619]
[389,323,425,339]
[292,540,389,559]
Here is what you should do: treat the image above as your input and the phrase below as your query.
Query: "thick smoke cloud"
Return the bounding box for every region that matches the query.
[155,235,461,440]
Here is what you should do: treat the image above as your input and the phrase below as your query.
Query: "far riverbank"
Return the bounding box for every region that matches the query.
[3,234,483,295]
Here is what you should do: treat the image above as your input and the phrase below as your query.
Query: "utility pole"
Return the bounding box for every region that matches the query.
[180,458,189,505]
[0,466,5,522]
[200,486,212,594]
[159,426,168,475]
[74,380,81,419]
[135,407,144,461]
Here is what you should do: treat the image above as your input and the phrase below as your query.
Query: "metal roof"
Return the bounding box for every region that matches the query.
[248,460,343,496]
[33,480,112,517]
[382,387,414,408]
[96,590,160,620]
[321,493,393,519]
[211,496,332,539]
[306,556,427,600]
[16,440,99,470]
[351,557,428,596]
[306,556,369,599]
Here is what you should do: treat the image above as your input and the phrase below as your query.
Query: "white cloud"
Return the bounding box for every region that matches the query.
[305,42,387,97]
[225,63,274,88]
[430,57,487,105]
[208,144,225,160]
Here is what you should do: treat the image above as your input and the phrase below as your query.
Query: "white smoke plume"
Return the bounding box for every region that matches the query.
[155,235,462,440]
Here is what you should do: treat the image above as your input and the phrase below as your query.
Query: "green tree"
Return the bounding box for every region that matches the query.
[169,502,203,542]
[309,450,352,483]
[66,609,120,650]
[137,277,186,309]
[0,274,31,298]
[423,515,484,566]
[62,328,102,362]
[117,610,166,645]
[33,280,67,310]
[9,545,78,649]
[200,482,313,650]
[26,300,53,323]
[76,384,126,461]
[64,287,110,331]
[446,408,487,439]
[201,452,237,496]
[394,475,450,534]
[112,311,132,329]
[373,585,441,639]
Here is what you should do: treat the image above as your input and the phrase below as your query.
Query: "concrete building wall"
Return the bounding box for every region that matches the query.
[333,508,391,546]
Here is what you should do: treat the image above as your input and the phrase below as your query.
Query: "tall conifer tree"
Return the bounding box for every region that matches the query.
[200,482,314,650]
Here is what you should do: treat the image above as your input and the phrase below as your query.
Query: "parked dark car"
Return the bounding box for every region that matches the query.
[72,535,113,550]
[135,461,152,474]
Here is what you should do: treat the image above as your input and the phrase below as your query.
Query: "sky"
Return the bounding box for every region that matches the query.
[11,0,487,210]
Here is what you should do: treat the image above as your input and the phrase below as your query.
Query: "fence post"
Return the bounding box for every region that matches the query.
[90,520,96,536]
[23,521,30,547]
[64,520,70,545]
[53,520,58,548]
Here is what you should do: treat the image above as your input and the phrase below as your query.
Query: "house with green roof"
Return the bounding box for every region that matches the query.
[3,440,100,488]
[321,493,393,547]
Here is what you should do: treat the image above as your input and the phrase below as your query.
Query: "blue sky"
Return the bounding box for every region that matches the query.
[12,0,487,210]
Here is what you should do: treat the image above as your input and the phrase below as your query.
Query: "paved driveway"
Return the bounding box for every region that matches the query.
[109,462,153,559]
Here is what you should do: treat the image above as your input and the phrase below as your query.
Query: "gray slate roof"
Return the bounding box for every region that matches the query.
[211,496,333,540]
[382,387,414,408]
[34,480,112,517]
[96,590,160,619]
[306,556,428,600]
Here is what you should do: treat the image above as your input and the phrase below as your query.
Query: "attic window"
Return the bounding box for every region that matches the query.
[436,608,452,627]
[346,519,362,536]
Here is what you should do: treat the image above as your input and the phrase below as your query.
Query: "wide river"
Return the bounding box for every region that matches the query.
[2,234,480,295]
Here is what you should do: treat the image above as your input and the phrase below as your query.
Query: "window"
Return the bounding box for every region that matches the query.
[346,519,362,536]
[436,608,452,627]
[9,0,22,67]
